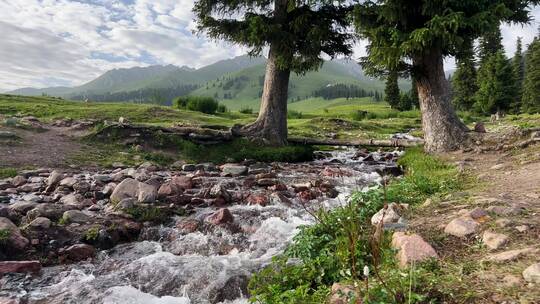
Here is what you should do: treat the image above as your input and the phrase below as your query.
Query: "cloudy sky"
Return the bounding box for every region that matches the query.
[1,0,539,92]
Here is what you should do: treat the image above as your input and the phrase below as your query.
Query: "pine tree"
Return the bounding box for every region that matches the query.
[478,28,504,63]
[512,37,525,112]
[384,71,400,110]
[194,0,353,145]
[522,37,540,113]
[353,0,537,152]
[475,51,516,114]
[452,40,478,111]
[410,77,419,110]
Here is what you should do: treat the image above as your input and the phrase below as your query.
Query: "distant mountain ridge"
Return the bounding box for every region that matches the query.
[8,55,406,105]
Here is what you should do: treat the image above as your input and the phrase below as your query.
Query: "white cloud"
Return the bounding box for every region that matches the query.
[0,1,537,91]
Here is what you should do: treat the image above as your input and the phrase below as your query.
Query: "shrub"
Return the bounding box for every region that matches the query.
[173,96,219,114]
[239,107,253,114]
[0,229,10,244]
[217,104,228,113]
[0,168,17,179]
[350,110,369,121]
[287,110,303,119]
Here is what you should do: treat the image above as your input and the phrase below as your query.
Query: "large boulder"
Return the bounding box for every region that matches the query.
[522,263,540,283]
[0,217,29,251]
[110,178,157,203]
[171,176,193,190]
[62,210,91,224]
[0,261,41,274]
[62,244,95,261]
[392,232,438,268]
[221,164,248,176]
[444,217,478,237]
[110,178,139,203]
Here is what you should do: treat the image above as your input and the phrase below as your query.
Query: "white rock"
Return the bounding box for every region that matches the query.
[482,231,508,250]
[444,217,479,237]
[522,263,540,283]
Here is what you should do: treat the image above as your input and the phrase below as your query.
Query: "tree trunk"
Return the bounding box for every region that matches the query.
[413,49,469,152]
[239,0,290,146]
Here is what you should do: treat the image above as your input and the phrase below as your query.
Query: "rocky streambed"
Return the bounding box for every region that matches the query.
[0,148,403,304]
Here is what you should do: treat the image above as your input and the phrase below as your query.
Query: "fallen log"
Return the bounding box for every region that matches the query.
[288,137,424,148]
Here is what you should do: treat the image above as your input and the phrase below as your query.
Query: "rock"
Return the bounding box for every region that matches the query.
[391,232,438,267]
[27,217,51,229]
[63,244,95,261]
[59,177,77,188]
[157,182,182,199]
[26,204,68,221]
[210,275,249,304]
[175,219,200,233]
[102,182,116,196]
[522,263,540,283]
[221,164,248,176]
[18,183,41,192]
[60,193,83,207]
[486,247,537,262]
[490,163,506,170]
[515,225,528,232]
[9,201,38,214]
[371,203,404,226]
[321,167,352,177]
[468,207,488,219]
[182,164,196,171]
[473,122,486,133]
[62,210,90,223]
[247,193,268,206]
[269,192,292,206]
[171,176,193,190]
[46,170,63,188]
[137,182,157,203]
[292,182,311,192]
[486,205,523,216]
[209,184,232,203]
[502,275,521,287]
[0,261,41,274]
[328,283,361,304]
[110,178,139,203]
[73,181,91,194]
[495,218,512,227]
[206,208,234,225]
[257,178,278,186]
[11,176,27,187]
[0,217,29,251]
[482,231,508,250]
[444,217,479,237]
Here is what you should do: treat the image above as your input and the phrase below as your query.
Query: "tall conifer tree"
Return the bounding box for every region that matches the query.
[522,35,540,113]
[512,37,525,112]
[452,40,478,111]
[353,0,538,152]
[193,0,353,145]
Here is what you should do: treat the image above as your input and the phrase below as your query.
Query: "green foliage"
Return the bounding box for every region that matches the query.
[217,104,227,113]
[239,107,253,114]
[0,168,18,179]
[177,138,314,163]
[173,96,219,114]
[0,228,11,244]
[511,37,525,112]
[287,110,303,119]
[384,71,400,110]
[353,0,535,75]
[124,205,166,223]
[193,0,353,74]
[522,37,540,113]
[475,51,517,114]
[83,227,100,241]
[478,28,504,63]
[452,40,478,111]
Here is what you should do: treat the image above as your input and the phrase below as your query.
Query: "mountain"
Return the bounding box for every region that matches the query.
[8,55,266,97]
[7,55,408,107]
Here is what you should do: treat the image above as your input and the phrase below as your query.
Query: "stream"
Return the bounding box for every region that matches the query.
[1,147,402,304]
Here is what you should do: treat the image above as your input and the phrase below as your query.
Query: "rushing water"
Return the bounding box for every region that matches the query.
[1,148,401,304]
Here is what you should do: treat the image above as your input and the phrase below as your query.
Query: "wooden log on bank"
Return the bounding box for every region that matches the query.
[288,137,424,148]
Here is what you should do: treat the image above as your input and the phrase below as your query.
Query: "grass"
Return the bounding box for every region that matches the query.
[0,168,18,178]
[0,228,10,244]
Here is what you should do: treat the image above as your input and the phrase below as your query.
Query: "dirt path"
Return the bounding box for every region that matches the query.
[0,126,86,168]
[410,141,540,303]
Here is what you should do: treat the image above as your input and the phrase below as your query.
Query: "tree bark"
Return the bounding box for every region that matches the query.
[239,0,290,146]
[413,49,470,152]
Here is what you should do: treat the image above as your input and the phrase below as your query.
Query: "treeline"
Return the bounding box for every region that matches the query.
[451,28,540,114]
[312,83,383,101]
[71,84,199,105]
[384,71,419,111]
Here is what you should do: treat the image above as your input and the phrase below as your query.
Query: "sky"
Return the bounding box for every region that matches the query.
[0,0,539,92]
